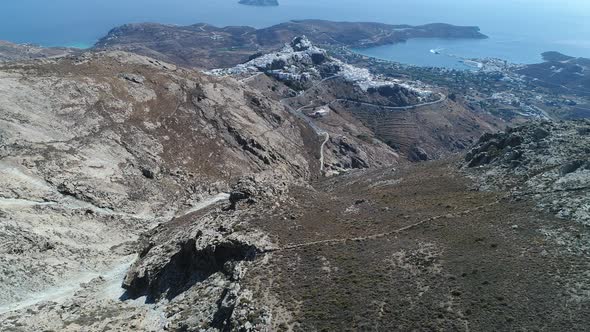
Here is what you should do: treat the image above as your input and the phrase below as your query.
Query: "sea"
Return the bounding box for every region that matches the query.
[1,0,589,69]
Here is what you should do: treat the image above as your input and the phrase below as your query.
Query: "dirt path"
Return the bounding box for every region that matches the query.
[175,193,230,218]
[239,72,264,83]
[0,255,136,314]
[265,198,503,252]
[319,132,330,173]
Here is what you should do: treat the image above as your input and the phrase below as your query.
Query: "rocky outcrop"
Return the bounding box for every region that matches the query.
[121,175,284,330]
[408,146,430,162]
[465,120,590,224]
[123,235,258,301]
[228,175,286,209]
[324,136,371,172]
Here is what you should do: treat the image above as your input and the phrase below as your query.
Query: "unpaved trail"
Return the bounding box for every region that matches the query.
[175,193,231,218]
[0,198,56,208]
[0,255,136,314]
[269,199,504,252]
[97,256,138,301]
[319,132,330,173]
[239,72,264,83]
[0,162,156,220]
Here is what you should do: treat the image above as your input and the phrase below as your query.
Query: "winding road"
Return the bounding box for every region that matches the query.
[256,73,448,176]
[239,72,264,83]
[284,90,445,174]
[329,93,447,110]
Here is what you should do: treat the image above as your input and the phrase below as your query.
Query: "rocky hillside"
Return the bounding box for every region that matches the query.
[0,50,315,324]
[0,48,588,331]
[518,52,590,97]
[0,40,338,328]
[0,48,406,330]
[465,120,590,225]
[94,20,486,69]
[214,36,504,164]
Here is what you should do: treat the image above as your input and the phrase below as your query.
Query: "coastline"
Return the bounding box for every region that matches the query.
[353,36,549,70]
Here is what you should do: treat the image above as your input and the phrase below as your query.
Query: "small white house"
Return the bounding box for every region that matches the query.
[310,108,330,118]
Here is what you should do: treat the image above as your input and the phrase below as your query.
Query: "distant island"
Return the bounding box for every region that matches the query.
[238,0,279,6]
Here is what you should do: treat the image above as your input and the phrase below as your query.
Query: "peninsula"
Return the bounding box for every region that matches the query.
[94,19,487,69]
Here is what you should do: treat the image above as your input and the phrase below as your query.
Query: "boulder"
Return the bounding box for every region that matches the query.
[409,146,430,162]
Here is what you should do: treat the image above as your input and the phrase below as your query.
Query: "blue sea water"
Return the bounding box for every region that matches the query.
[353,37,562,70]
[1,0,589,68]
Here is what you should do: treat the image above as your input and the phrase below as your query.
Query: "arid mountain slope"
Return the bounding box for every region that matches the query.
[0,48,403,324]
[1,18,588,331]
[21,121,584,331]
[0,47,588,331]
[0,51,316,316]
[241,153,589,331]
[0,51,319,185]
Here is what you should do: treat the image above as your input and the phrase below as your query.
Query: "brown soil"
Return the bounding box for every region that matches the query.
[246,158,590,331]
